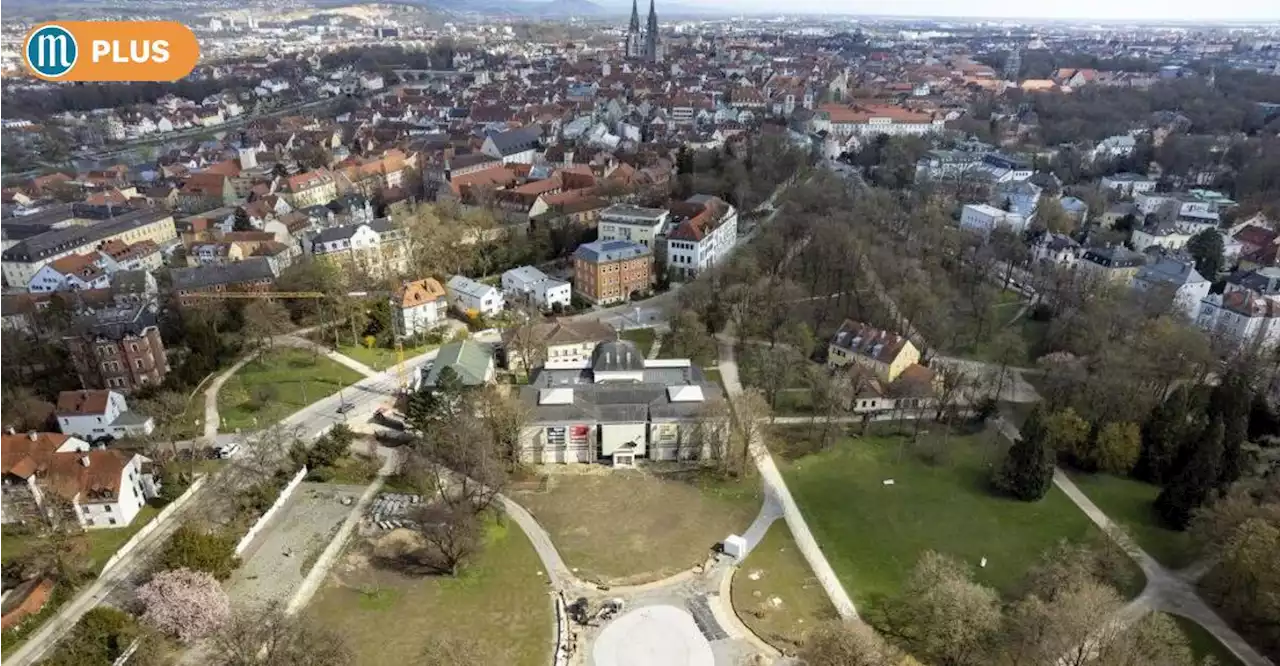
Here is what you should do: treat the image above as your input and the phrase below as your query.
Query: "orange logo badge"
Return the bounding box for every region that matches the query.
[23,21,200,82]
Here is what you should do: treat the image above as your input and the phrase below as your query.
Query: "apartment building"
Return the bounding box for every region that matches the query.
[573,239,653,305]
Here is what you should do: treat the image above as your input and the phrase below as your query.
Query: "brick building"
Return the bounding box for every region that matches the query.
[64,305,168,392]
[572,239,653,305]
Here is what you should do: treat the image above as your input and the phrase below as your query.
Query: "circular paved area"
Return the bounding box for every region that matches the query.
[592,604,715,666]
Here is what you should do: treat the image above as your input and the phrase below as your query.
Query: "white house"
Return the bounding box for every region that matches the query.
[960,204,1027,236]
[1,431,155,530]
[1100,173,1157,195]
[1197,291,1280,351]
[447,275,505,317]
[55,390,155,441]
[664,195,739,279]
[1130,222,1194,253]
[1132,257,1211,320]
[394,278,447,337]
[27,252,111,294]
[1031,233,1082,267]
[501,266,571,310]
[598,204,670,250]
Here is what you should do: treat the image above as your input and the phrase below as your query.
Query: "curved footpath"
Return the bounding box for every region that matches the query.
[716,327,860,620]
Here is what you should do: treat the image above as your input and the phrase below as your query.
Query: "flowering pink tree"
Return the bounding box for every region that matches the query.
[137,567,231,642]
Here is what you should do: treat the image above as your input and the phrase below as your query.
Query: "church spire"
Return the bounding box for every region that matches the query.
[628,0,640,32]
[645,0,661,63]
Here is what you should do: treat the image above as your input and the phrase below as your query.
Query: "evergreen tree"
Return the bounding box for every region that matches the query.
[1209,370,1251,493]
[1155,417,1224,530]
[996,406,1056,501]
[404,366,467,433]
[1135,387,1193,484]
[233,207,253,232]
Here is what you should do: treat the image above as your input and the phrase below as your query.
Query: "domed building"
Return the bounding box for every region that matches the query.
[518,338,719,467]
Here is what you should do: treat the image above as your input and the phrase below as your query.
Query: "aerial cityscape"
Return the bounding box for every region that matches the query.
[0,1,1279,665]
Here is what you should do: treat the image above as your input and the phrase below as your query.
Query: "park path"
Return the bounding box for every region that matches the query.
[993,418,1274,666]
[276,334,378,378]
[717,326,859,620]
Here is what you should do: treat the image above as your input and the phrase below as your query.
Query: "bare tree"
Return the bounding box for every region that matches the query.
[241,300,293,350]
[499,302,547,373]
[474,385,530,467]
[409,503,482,576]
[688,396,734,467]
[801,621,906,666]
[729,389,772,475]
[209,602,353,666]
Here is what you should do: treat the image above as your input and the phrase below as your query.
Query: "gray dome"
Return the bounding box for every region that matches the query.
[592,340,646,372]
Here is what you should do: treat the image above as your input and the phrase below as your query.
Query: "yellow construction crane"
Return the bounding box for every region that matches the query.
[188,288,410,391]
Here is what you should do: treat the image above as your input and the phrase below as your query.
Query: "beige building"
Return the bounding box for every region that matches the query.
[572,239,653,305]
[281,169,338,209]
[2,210,176,288]
[826,319,920,383]
[501,319,617,370]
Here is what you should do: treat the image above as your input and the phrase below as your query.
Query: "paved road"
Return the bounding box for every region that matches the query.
[993,418,1274,666]
[6,343,443,666]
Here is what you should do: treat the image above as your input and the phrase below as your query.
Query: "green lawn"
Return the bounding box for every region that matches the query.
[217,348,364,431]
[86,505,160,572]
[703,368,724,389]
[1066,472,1196,569]
[1169,614,1246,666]
[732,520,836,652]
[774,389,815,415]
[338,343,438,371]
[308,519,551,666]
[779,427,1119,613]
[620,328,658,355]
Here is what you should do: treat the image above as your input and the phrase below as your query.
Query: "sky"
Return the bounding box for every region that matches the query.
[695,0,1280,21]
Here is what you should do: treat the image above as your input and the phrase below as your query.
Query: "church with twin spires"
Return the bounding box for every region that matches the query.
[624,0,662,64]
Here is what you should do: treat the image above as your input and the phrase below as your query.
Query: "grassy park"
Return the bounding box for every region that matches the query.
[619,328,658,355]
[217,348,363,431]
[777,425,1136,612]
[309,520,550,666]
[338,343,438,371]
[514,468,761,585]
[731,521,836,651]
[1067,472,1196,569]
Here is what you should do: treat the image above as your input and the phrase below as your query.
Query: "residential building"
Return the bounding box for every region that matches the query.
[826,319,921,383]
[26,252,111,294]
[598,204,670,250]
[1100,173,1158,195]
[309,218,408,278]
[1079,246,1147,283]
[1197,291,1280,351]
[992,180,1042,219]
[665,195,739,279]
[280,169,338,209]
[394,278,447,337]
[55,390,155,441]
[169,257,277,305]
[1225,267,1280,297]
[2,210,176,288]
[481,127,541,165]
[415,339,495,389]
[446,275,504,317]
[1031,233,1082,267]
[1131,221,1194,253]
[1132,257,1211,319]
[501,319,617,370]
[64,305,168,393]
[502,266,571,311]
[573,239,654,305]
[960,203,1026,236]
[813,103,944,138]
[517,339,721,466]
[1,431,156,529]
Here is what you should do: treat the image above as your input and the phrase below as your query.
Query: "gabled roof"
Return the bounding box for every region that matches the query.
[1,432,134,502]
[56,390,112,416]
[486,126,541,156]
[396,278,446,308]
[170,256,276,292]
[829,319,910,364]
[426,340,493,386]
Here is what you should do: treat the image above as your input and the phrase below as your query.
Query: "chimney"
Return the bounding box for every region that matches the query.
[27,430,38,441]
[80,455,91,468]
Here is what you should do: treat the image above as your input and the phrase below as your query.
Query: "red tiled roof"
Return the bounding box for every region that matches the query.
[56,390,110,415]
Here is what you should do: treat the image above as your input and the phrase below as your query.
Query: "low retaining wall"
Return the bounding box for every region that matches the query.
[100,475,209,575]
[235,466,308,557]
[553,592,569,666]
[284,472,385,615]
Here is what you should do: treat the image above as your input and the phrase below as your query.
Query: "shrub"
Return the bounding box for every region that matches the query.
[157,525,239,580]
